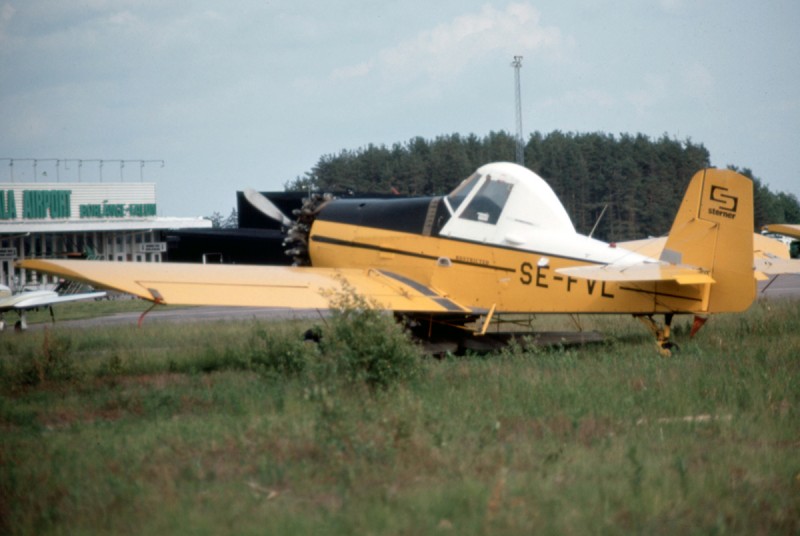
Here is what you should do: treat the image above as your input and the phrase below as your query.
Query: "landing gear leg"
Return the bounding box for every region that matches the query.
[636,313,677,357]
[14,312,28,332]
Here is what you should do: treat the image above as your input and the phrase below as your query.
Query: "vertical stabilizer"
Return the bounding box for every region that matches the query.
[662,168,754,312]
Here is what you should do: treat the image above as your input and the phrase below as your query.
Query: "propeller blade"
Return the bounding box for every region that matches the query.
[243,188,293,227]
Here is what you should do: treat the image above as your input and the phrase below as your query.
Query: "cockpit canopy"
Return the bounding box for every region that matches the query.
[445,172,512,225]
[440,162,575,243]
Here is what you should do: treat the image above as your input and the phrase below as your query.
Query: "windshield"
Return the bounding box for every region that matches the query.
[445,173,481,213]
[459,179,513,224]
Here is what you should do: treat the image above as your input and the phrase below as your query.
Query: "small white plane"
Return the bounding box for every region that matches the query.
[0,284,106,331]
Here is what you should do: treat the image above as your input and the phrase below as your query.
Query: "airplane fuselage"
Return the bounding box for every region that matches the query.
[308,196,708,315]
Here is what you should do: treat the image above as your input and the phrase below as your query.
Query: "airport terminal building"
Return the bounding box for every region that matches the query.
[0,181,211,290]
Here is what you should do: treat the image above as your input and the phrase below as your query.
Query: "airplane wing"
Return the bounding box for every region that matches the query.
[557,262,715,285]
[764,223,800,240]
[754,257,800,275]
[10,291,107,309]
[18,259,470,313]
[619,233,792,261]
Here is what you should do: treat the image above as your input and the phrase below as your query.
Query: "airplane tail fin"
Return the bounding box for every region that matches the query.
[662,168,755,312]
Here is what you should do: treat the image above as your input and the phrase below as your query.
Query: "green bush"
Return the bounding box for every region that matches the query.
[319,285,422,390]
[249,325,318,380]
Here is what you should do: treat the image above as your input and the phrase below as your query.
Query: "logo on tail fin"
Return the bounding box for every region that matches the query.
[708,185,738,219]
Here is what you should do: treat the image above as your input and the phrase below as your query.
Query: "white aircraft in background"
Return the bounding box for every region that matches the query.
[0,284,106,331]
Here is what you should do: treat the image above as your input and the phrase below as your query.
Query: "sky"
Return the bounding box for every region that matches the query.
[1,0,798,217]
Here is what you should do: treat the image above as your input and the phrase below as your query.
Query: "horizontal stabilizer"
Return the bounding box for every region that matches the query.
[557,263,714,285]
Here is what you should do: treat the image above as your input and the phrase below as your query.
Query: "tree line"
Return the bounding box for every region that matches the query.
[287,131,799,241]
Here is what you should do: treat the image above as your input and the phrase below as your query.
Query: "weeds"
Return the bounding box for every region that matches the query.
[320,285,422,390]
[13,329,83,386]
[249,324,317,379]
[1,298,799,534]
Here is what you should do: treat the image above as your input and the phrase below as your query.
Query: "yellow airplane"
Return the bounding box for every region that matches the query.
[19,162,789,355]
[764,223,800,240]
[762,223,800,259]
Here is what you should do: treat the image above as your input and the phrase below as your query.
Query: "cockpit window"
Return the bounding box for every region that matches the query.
[445,173,481,213]
[459,179,513,224]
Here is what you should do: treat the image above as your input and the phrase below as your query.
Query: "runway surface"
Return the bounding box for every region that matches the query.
[30,305,327,332]
[757,273,800,299]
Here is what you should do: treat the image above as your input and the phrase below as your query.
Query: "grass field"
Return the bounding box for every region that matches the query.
[1,297,799,535]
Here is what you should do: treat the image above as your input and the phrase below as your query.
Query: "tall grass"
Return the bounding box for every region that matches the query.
[1,298,798,534]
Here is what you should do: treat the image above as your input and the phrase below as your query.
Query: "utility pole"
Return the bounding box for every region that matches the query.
[511,55,524,166]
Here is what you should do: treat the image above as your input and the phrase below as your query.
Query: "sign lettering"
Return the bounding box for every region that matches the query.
[22,190,71,219]
[0,185,157,222]
[0,190,18,220]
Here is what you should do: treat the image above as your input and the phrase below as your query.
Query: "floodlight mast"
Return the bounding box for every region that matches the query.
[512,55,524,166]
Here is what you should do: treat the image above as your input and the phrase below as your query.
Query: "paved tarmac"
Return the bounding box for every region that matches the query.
[28,305,327,332]
[757,273,800,299]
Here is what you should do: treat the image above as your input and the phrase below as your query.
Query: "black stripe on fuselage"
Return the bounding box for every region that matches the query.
[311,234,517,273]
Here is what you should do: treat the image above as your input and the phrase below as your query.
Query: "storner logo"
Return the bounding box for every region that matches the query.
[708,185,737,219]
